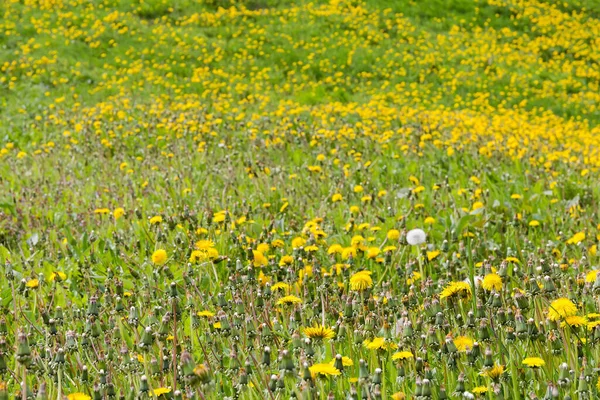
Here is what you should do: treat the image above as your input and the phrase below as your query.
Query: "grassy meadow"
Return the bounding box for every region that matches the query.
[1,0,600,398]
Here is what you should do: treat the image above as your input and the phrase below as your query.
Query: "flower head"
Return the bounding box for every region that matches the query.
[152,387,171,396]
[472,386,488,394]
[276,295,302,306]
[392,351,414,361]
[548,298,577,321]
[439,281,471,301]
[152,249,168,265]
[453,336,474,352]
[480,364,505,380]
[149,215,162,224]
[560,315,587,328]
[406,228,426,245]
[309,363,340,378]
[482,273,502,291]
[363,337,397,350]
[303,325,335,341]
[350,271,373,291]
[113,207,125,220]
[252,250,268,267]
[522,357,545,368]
[387,229,400,241]
[68,394,91,400]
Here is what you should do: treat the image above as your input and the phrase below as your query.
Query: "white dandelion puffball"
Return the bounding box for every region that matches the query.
[406,228,426,245]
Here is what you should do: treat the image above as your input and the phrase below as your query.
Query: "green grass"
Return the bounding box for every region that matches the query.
[0,0,600,398]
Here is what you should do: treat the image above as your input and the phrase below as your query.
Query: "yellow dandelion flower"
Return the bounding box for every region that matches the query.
[279,255,294,266]
[363,337,397,351]
[276,295,302,306]
[26,279,39,288]
[350,271,373,291]
[522,357,545,368]
[366,247,380,259]
[548,298,577,321]
[566,232,585,244]
[328,244,343,255]
[271,282,290,292]
[341,247,357,260]
[303,325,335,341]
[472,386,488,394]
[453,336,474,352]
[149,215,162,224]
[213,212,226,223]
[113,208,125,220]
[392,351,414,361]
[292,237,306,248]
[439,281,471,301]
[252,250,268,267]
[309,363,340,378]
[195,240,215,249]
[585,270,599,283]
[560,315,587,328]
[68,394,92,400]
[152,388,171,396]
[49,271,67,282]
[197,310,215,318]
[480,364,505,380]
[387,229,400,241]
[482,273,502,291]
[152,249,168,265]
[427,250,440,261]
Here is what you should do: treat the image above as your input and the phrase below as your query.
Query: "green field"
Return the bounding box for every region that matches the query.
[1,0,600,398]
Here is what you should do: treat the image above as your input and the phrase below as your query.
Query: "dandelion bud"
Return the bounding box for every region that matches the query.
[35,382,46,400]
[139,326,154,349]
[466,311,476,328]
[483,347,493,367]
[180,351,196,377]
[128,306,139,326]
[273,374,284,390]
[414,376,423,396]
[268,374,277,391]
[434,312,444,327]
[372,368,382,385]
[282,350,295,372]
[54,347,65,365]
[16,331,31,366]
[515,314,527,338]
[577,372,588,393]
[543,275,556,293]
[302,362,312,381]
[527,318,539,339]
[262,346,271,366]
[170,281,178,298]
[87,296,99,317]
[415,357,424,373]
[438,386,448,400]
[334,354,344,372]
[358,359,369,380]
[441,240,449,252]
[139,375,149,393]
